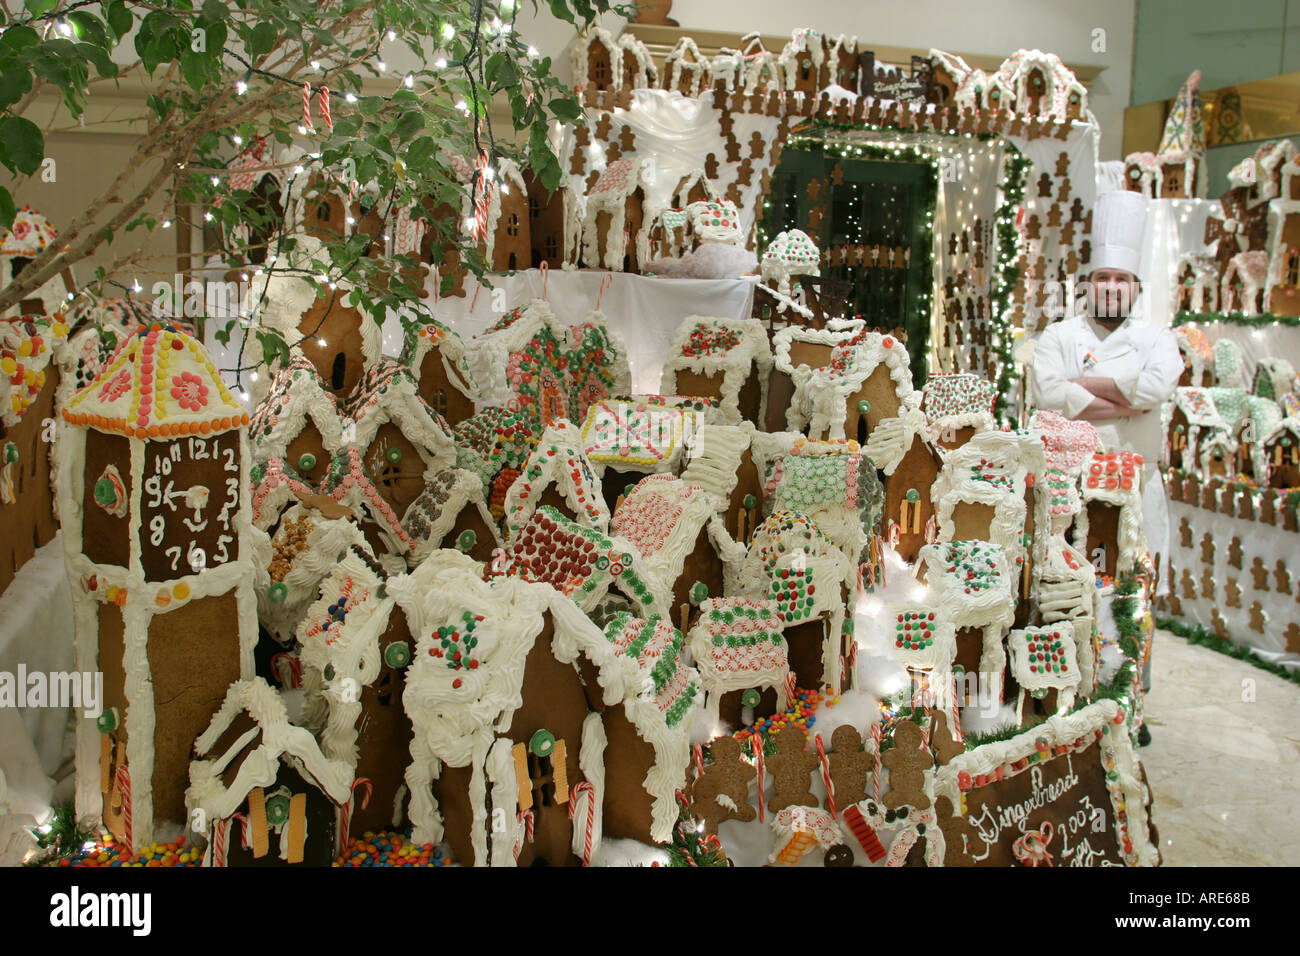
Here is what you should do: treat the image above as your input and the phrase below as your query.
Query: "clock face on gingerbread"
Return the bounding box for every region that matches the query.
[140,432,241,582]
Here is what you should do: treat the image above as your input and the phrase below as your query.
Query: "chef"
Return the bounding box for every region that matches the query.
[1029,190,1184,745]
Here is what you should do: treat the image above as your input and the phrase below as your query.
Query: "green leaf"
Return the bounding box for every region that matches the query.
[0,188,15,232]
[2,25,40,51]
[0,69,33,111]
[0,116,43,175]
[23,0,56,16]
[246,21,277,58]
[549,97,581,123]
[105,1,133,40]
[67,11,108,47]
[405,136,436,170]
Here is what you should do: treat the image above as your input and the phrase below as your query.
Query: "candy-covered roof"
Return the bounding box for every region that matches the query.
[502,418,609,543]
[1008,626,1080,693]
[63,324,246,438]
[762,229,821,274]
[603,611,700,731]
[885,602,957,673]
[1169,387,1225,430]
[247,352,346,460]
[923,372,997,430]
[2,314,67,427]
[0,206,58,257]
[1030,408,1099,474]
[581,398,697,472]
[687,597,790,695]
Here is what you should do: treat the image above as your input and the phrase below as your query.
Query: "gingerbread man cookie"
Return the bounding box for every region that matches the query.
[767,726,819,813]
[881,721,932,810]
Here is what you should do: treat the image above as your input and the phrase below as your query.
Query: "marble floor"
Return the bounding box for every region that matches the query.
[1141,629,1300,866]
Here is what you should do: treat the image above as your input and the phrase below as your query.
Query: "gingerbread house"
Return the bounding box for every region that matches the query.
[295,550,469,836]
[318,446,420,563]
[579,397,701,512]
[678,421,769,544]
[402,566,699,863]
[402,466,503,565]
[761,229,821,299]
[61,325,264,848]
[1265,156,1300,316]
[1172,252,1219,315]
[502,418,609,543]
[861,406,945,563]
[687,597,793,729]
[663,36,708,97]
[344,357,458,524]
[1172,325,1213,386]
[661,317,773,427]
[259,501,372,645]
[1220,249,1268,314]
[525,169,568,270]
[1032,539,1099,694]
[0,207,76,318]
[1121,152,1158,197]
[921,372,997,450]
[452,404,539,503]
[778,29,831,94]
[916,540,1015,705]
[1196,425,1237,481]
[610,474,745,630]
[883,600,958,683]
[763,437,883,578]
[1237,394,1284,479]
[474,299,630,432]
[1,314,66,596]
[186,677,352,866]
[571,25,621,93]
[501,504,664,619]
[247,353,346,492]
[1162,386,1228,475]
[767,321,863,433]
[926,49,975,109]
[1252,358,1297,400]
[802,330,916,445]
[737,510,854,693]
[1006,626,1081,727]
[581,157,654,273]
[1212,339,1247,389]
[1076,450,1146,579]
[1261,416,1300,488]
[400,317,480,426]
[989,49,1092,123]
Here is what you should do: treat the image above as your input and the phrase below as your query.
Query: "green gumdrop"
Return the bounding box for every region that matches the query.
[457,529,477,552]
[267,581,288,604]
[743,494,758,510]
[297,452,317,472]
[690,581,708,606]
[857,399,871,415]
[905,488,920,503]
[93,477,116,506]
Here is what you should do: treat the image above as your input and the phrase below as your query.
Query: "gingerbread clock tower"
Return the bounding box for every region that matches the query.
[60,323,264,848]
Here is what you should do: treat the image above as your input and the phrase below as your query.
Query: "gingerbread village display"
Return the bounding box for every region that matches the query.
[2,25,1189,870]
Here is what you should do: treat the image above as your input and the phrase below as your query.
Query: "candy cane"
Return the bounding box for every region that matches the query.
[751,736,765,823]
[513,809,535,862]
[692,743,705,783]
[318,86,332,132]
[114,764,132,852]
[782,672,797,707]
[211,817,228,867]
[567,781,596,866]
[301,82,314,132]
[814,733,836,819]
[232,812,250,850]
[869,722,881,802]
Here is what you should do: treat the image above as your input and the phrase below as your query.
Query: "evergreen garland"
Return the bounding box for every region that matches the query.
[23,801,100,867]
[1156,617,1300,688]
[1174,311,1300,329]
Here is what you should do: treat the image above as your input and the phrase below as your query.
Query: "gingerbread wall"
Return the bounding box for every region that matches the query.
[0,367,58,596]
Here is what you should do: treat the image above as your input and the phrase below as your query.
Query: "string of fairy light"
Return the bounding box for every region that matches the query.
[760,120,1029,417]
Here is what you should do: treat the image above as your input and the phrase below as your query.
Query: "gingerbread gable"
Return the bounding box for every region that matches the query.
[345,358,457,467]
[503,418,609,543]
[660,316,773,426]
[401,465,502,565]
[1007,626,1081,697]
[248,353,346,469]
[687,597,792,720]
[250,457,321,530]
[400,317,480,417]
[770,321,863,432]
[802,330,915,442]
[319,446,417,557]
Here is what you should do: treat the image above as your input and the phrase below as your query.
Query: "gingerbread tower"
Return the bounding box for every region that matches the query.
[60,324,264,848]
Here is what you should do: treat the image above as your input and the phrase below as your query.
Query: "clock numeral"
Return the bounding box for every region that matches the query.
[222,446,238,473]
[149,514,166,547]
[188,436,210,460]
[188,546,207,572]
[166,545,181,571]
[213,535,232,564]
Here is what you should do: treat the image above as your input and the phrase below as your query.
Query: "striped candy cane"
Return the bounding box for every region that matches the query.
[813,733,835,819]
[211,817,229,867]
[318,86,332,132]
[114,764,132,852]
[300,82,314,132]
[513,809,535,862]
[567,782,596,866]
[751,736,765,823]
[869,721,882,802]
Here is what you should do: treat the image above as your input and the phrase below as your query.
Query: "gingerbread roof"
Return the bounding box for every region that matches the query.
[400,317,479,403]
[761,229,821,281]
[687,597,791,699]
[685,199,744,246]
[1029,408,1099,474]
[63,324,247,438]
[502,418,609,543]
[0,206,58,256]
[580,398,699,475]
[187,677,354,822]
[922,372,997,434]
[344,357,457,466]
[917,539,1015,633]
[763,437,882,565]
[1169,387,1226,430]
[402,466,501,565]
[660,317,773,425]
[611,474,744,598]
[452,404,539,490]
[803,330,916,438]
[500,504,662,618]
[247,353,346,463]
[884,602,957,673]
[1,314,67,427]
[250,456,321,529]
[1081,449,1143,503]
[678,421,756,504]
[319,446,416,554]
[1007,626,1081,693]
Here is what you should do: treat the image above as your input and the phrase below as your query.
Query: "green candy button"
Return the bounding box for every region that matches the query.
[857,399,871,415]
[93,477,117,506]
[456,529,477,552]
[529,729,555,758]
[267,581,288,604]
[264,794,290,826]
[385,446,402,463]
[297,453,317,472]
[384,640,412,668]
[96,707,118,734]
[741,689,761,707]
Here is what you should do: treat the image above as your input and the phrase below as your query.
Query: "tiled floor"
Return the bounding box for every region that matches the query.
[1141,629,1300,866]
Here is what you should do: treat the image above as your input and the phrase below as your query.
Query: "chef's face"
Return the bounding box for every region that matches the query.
[1087,268,1139,326]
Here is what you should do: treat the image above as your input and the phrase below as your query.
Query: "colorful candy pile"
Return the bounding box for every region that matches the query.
[334,831,457,867]
[733,687,829,748]
[46,835,203,867]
